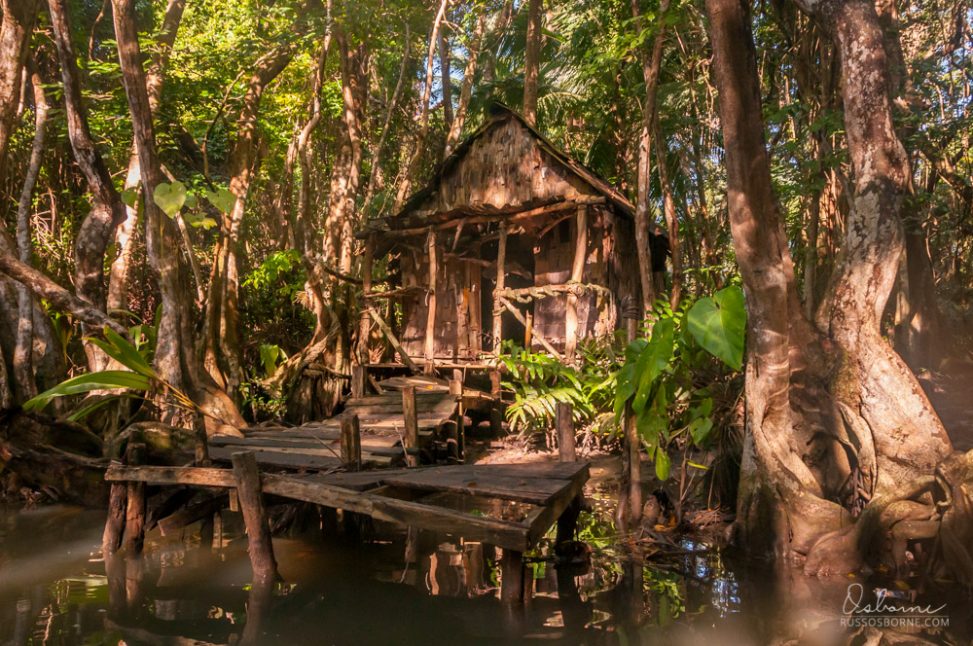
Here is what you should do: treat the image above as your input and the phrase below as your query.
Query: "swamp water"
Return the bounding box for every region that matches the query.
[1,502,969,645]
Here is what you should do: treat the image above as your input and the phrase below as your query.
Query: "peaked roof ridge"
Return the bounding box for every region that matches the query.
[395,103,634,219]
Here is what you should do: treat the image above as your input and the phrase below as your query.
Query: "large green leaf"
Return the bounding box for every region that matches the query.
[153,181,187,217]
[205,187,235,214]
[23,371,152,412]
[687,285,746,370]
[631,318,675,413]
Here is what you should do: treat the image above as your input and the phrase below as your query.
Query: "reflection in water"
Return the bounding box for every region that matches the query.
[1,503,970,644]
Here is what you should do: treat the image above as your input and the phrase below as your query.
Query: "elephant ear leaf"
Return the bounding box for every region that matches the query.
[687,285,746,370]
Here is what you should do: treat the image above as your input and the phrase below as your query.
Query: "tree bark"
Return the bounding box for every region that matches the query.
[363,24,408,211]
[112,0,245,433]
[393,0,449,212]
[438,24,453,136]
[48,0,128,372]
[631,0,668,315]
[444,10,484,156]
[708,0,955,573]
[0,0,37,182]
[652,115,682,307]
[0,0,40,406]
[108,0,186,313]
[522,0,542,126]
[203,41,298,396]
[12,64,49,402]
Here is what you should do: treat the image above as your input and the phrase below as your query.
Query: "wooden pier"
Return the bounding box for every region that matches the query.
[101,398,587,605]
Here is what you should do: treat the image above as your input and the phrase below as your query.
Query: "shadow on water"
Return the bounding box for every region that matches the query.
[1,501,971,644]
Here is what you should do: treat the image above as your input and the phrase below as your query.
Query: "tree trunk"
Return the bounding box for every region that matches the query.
[49,0,128,371]
[444,11,484,156]
[12,65,49,402]
[203,41,298,397]
[112,0,244,434]
[394,0,448,212]
[522,0,542,126]
[363,24,408,211]
[652,114,681,307]
[108,0,186,313]
[0,0,39,406]
[438,25,453,137]
[631,0,668,315]
[708,0,955,574]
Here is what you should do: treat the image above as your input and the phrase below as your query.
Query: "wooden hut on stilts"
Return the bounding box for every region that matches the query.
[357,104,642,381]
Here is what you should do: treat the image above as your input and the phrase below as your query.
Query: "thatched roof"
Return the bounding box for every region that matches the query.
[361,104,634,239]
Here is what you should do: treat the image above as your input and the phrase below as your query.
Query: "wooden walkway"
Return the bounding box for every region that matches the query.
[208,375,496,470]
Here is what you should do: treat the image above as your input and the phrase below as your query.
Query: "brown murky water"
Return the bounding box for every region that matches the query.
[1,502,969,644]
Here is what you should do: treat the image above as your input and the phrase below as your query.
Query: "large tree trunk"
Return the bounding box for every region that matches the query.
[284,31,368,423]
[0,0,40,407]
[107,0,186,313]
[48,0,128,372]
[522,0,541,126]
[112,0,244,434]
[708,0,956,575]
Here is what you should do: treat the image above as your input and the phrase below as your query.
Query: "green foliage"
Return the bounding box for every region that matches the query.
[23,327,194,422]
[614,286,747,480]
[686,285,746,370]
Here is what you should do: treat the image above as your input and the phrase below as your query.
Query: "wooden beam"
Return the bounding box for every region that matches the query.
[500,297,561,358]
[424,229,438,375]
[564,205,587,362]
[402,385,419,467]
[365,304,421,373]
[493,224,507,354]
[231,452,278,583]
[370,197,608,239]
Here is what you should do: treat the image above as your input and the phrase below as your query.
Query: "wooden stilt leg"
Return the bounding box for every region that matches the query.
[500,549,529,606]
[402,386,419,467]
[231,451,278,583]
[102,461,127,556]
[121,442,146,554]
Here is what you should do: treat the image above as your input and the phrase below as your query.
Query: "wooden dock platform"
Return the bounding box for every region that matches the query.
[104,460,588,553]
[208,375,497,470]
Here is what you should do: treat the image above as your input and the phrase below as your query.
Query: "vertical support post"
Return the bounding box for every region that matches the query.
[493,224,507,354]
[556,402,582,547]
[351,365,366,399]
[121,441,146,554]
[402,385,419,467]
[231,451,278,583]
[194,415,210,466]
[556,402,576,463]
[564,205,588,362]
[340,414,362,471]
[500,548,529,606]
[450,378,465,460]
[358,234,375,363]
[618,313,642,529]
[102,460,127,556]
[424,229,438,375]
